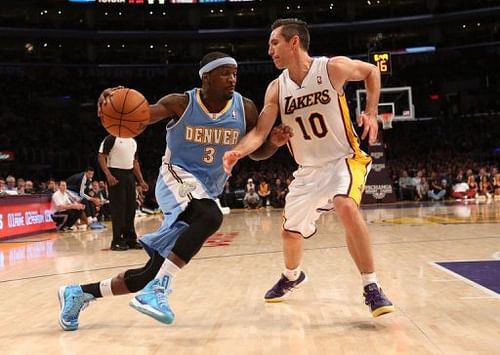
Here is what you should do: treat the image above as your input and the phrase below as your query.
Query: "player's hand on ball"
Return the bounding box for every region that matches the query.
[223,151,241,176]
[357,111,379,145]
[269,124,293,147]
[99,88,149,138]
[97,86,124,117]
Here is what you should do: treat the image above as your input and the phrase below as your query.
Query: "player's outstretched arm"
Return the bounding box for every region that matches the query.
[250,124,294,161]
[328,57,380,145]
[148,93,187,125]
[97,87,186,126]
[241,95,293,161]
[223,80,280,175]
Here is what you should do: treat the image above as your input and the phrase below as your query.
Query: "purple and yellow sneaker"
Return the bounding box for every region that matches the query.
[363,283,395,317]
[264,271,308,302]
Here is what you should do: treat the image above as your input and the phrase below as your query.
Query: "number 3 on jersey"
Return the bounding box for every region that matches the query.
[295,112,328,140]
[203,146,216,164]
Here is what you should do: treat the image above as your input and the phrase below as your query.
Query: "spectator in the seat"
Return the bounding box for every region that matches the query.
[451,178,475,200]
[84,185,100,223]
[271,178,287,208]
[4,175,18,195]
[257,179,271,207]
[219,181,235,208]
[41,178,57,195]
[95,180,111,220]
[51,181,85,231]
[24,180,36,194]
[428,176,446,201]
[467,175,478,197]
[246,178,255,193]
[441,178,451,199]
[416,176,429,201]
[477,167,489,185]
[478,175,493,199]
[0,177,6,193]
[493,173,500,198]
[16,178,26,194]
[243,187,261,209]
[413,170,423,195]
[490,167,498,184]
[38,181,47,193]
[90,180,109,220]
[453,170,465,185]
[66,167,103,226]
[398,170,416,200]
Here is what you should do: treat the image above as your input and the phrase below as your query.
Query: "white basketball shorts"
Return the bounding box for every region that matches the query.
[283,154,371,238]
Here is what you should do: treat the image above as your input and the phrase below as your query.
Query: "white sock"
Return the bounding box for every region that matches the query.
[361,272,378,288]
[99,278,114,297]
[87,216,93,224]
[284,266,301,281]
[156,258,181,280]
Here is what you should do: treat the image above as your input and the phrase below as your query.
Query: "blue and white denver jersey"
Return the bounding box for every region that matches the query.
[162,88,246,198]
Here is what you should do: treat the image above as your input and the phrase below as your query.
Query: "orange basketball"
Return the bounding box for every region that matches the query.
[100,88,150,138]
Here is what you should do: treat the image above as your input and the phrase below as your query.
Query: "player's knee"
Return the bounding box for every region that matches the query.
[202,203,223,233]
[333,196,357,217]
[282,229,302,240]
[171,199,223,263]
[192,199,223,233]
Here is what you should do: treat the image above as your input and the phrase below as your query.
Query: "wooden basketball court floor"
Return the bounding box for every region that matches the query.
[1,201,499,355]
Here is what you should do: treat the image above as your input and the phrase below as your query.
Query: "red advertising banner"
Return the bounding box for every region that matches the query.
[0,195,56,240]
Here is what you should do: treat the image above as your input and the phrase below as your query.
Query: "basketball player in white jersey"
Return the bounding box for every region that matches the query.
[224,18,394,317]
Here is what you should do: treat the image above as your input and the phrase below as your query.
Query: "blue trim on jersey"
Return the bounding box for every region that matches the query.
[163,88,246,198]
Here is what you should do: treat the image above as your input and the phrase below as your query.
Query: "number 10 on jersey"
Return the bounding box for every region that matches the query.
[295,112,328,140]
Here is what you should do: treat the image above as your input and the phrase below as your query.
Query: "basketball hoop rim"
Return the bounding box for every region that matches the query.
[378,112,394,129]
[378,112,394,121]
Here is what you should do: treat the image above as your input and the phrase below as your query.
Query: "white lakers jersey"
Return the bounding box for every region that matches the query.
[278,56,367,166]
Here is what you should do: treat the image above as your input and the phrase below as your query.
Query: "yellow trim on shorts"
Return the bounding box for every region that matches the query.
[338,94,371,205]
[338,95,363,156]
[345,154,371,206]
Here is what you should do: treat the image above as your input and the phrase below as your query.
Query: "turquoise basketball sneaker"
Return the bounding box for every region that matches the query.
[129,275,175,325]
[58,285,94,331]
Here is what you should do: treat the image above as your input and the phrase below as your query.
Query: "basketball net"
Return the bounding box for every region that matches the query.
[379,112,394,130]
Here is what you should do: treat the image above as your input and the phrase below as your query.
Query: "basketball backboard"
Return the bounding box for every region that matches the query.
[356,86,414,121]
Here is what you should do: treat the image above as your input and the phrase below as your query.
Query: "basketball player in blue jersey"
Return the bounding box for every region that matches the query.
[57,52,286,330]
[224,19,394,317]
